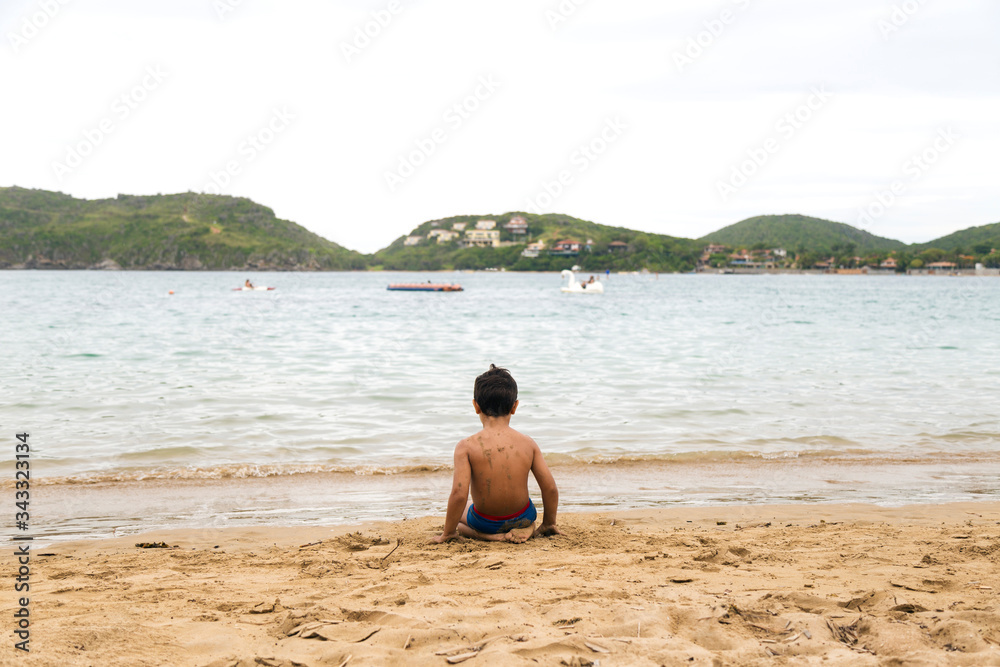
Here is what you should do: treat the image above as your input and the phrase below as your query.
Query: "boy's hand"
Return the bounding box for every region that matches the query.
[429,532,460,544]
[533,524,561,538]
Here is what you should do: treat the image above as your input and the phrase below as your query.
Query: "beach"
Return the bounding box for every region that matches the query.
[6,502,999,666]
[5,1,999,663]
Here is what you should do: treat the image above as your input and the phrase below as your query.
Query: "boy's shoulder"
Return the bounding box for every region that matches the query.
[506,426,538,448]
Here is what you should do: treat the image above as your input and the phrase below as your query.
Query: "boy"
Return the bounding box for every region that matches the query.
[430,364,560,544]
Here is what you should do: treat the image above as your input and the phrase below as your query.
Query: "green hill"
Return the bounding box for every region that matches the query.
[372,212,701,272]
[0,187,366,270]
[699,214,907,254]
[914,221,1000,253]
[3,186,994,272]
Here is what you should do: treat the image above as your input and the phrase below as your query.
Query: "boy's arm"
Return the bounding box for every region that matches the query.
[431,442,472,543]
[530,440,561,536]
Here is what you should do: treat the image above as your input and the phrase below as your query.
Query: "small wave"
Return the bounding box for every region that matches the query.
[542,450,814,465]
[18,449,1000,487]
[116,445,203,460]
[25,462,453,486]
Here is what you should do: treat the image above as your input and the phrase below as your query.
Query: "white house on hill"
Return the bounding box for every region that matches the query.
[463,229,500,248]
[429,229,459,243]
[504,216,528,234]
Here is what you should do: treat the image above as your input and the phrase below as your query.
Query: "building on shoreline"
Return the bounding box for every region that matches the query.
[521,241,546,258]
[698,245,791,269]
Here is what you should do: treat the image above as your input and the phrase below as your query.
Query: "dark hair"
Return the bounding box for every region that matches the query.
[474,364,518,417]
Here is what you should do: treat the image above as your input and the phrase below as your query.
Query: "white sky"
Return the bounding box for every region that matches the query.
[2,0,997,252]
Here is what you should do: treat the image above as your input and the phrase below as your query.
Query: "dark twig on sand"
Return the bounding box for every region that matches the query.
[381,539,402,562]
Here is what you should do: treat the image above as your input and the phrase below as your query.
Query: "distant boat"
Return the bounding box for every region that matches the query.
[387,283,463,292]
[560,269,604,294]
[232,286,275,291]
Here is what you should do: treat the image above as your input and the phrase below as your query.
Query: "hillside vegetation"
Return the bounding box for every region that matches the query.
[373,212,701,272]
[0,187,366,270]
[1,187,996,271]
[910,221,1000,253]
[699,214,906,254]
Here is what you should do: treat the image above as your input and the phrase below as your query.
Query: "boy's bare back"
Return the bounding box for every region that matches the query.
[460,425,537,517]
[430,364,560,544]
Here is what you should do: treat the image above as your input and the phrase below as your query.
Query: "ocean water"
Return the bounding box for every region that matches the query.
[2,270,999,543]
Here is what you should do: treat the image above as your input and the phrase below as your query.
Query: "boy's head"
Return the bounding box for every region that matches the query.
[474,364,518,417]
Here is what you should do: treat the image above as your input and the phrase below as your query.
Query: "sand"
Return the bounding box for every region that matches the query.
[5,502,1000,666]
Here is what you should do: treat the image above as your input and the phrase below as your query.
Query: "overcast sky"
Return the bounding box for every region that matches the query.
[2,0,997,252]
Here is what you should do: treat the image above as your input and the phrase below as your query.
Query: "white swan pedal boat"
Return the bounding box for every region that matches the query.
[560,269,604,294]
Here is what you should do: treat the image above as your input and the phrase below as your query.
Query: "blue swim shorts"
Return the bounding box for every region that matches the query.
[466,499,537,534]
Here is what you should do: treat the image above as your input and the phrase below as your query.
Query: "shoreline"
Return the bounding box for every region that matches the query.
[42,499,1000,550]
[23,457,1000,548]
[4,266,1000,276]
[8,502,1000,666]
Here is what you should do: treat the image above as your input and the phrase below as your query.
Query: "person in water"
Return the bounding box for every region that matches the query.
[430,364,560,544]
[244,279,254,289]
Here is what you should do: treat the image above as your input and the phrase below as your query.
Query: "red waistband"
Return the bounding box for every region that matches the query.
[471,501,531,521]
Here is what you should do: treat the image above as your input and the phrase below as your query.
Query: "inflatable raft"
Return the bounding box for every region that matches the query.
[387,283,464,292]
[560,270,604,294]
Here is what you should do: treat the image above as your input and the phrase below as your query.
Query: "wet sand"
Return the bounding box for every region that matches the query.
[6,502,1000,666]
[27,457,1000,545]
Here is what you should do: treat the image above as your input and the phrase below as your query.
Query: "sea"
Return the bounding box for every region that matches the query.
[2,270,999,545]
